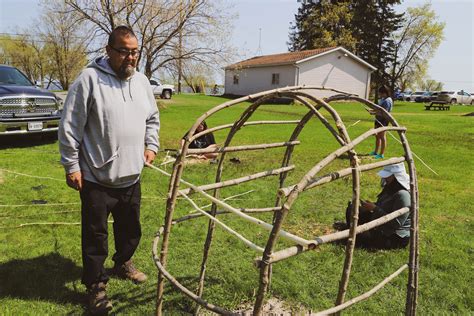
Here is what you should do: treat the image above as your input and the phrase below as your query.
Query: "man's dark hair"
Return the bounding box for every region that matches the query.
[108,26,137,47]
[378,85,390,96]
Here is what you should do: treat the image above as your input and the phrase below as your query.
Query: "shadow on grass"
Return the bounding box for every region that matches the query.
[0,252,84,306]
[110,275,222,314]
[0,133,57,149]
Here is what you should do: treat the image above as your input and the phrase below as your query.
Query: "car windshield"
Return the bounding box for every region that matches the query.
[413,92,424,95]
[0,67,33,86]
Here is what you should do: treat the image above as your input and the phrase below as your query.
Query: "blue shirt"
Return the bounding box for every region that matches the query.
[376,97,393,121]
[378,97,393,112]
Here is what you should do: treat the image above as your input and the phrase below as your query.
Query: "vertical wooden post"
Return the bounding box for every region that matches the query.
[156,160,185,315]
[335,158,361,309]
[401,136,419,316]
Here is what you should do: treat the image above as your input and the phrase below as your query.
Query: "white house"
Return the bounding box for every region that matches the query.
[224,47,376,99]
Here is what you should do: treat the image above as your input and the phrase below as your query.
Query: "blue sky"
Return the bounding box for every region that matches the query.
[1,0,472,91]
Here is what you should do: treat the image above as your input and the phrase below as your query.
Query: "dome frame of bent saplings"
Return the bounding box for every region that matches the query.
[149,86,419,315]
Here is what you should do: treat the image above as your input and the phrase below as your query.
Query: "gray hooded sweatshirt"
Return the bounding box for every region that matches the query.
[59,56,160,188]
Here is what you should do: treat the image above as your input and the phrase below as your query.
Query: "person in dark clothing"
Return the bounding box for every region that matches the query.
[369,85,393,159]
[181,121,218,159]
[344,163,411,249]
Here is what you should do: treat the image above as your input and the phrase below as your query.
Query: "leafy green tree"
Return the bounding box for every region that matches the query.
[0,35,46,84]
[388,3,445,95]
[351,0,403,99]
[420,79,443,92]
[398,59,428,91]
[288,0,356,51]
[0,1,88,90]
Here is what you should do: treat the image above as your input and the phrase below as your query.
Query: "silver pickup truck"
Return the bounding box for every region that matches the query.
[0,65,61,135]
[149,79,175,99]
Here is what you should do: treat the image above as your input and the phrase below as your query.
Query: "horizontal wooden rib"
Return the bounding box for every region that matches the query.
[279,157,406,197]
[186,141,300,154]
[179,165,295,195]
[180,191,265,253]
[255,207,409,265]
[173,207,283,223]
[189,120,301,141]
[147,163,312,247]
[314,265,408,315]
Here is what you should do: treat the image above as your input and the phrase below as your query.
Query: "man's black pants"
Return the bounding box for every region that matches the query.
[80,180,141,288]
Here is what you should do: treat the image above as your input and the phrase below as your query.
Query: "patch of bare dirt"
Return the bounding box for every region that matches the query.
[233,297,311,315]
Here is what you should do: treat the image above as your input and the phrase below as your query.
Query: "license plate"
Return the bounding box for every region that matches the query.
[28,122,43,131]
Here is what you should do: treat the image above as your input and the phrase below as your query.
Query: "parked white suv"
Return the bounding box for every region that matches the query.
[149,79,174,99]
[436,90,473,105]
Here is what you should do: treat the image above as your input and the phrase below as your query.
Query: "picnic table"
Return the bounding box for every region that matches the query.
[425,101,450,111]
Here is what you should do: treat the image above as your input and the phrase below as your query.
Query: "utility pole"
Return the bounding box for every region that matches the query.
[256,28,262,56]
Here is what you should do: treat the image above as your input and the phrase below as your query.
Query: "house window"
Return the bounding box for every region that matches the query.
[272,73,280,85]
[233,74,239,85]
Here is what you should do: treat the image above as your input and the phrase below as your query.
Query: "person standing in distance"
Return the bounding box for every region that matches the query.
[59,26,160,314]
[369,85,393,159]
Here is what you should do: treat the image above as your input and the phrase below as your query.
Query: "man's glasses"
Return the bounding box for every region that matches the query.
[110,46,139,58]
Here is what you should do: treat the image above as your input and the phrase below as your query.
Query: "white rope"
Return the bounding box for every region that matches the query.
[373,118,439,176]
[146,163,312,247]
[180,191,264,252]
[0,220,114,229]
[0,202,79,208]
[193,190,255,210]
[0,168,63,181]
[1,210,79,218]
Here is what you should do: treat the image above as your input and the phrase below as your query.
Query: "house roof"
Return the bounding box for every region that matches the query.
[225,46,376,71]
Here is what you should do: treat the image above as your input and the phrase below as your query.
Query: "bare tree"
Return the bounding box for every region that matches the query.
[64,0,235,79]
[164,0,235,91]
[39,1,88,89]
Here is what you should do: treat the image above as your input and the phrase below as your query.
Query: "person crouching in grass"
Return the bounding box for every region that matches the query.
[181,121,218,160]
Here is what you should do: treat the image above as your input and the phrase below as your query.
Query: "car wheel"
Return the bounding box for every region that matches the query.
[162,90,171,99]
[450,99,456,104]
[406,98,410,102]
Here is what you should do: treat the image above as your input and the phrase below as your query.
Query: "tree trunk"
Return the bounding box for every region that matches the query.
[144,57,153,79]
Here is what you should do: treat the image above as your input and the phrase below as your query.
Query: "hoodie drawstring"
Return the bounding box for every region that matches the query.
[120,78,134,101]
[120,81,126,102]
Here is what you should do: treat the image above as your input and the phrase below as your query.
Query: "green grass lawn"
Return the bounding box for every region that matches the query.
[0,94,473,314]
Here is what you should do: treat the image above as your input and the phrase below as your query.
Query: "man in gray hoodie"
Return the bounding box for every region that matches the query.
[59,26,159,314]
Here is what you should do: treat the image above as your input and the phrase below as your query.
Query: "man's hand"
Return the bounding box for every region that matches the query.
[144,149,156,165]
[66,171,83,191]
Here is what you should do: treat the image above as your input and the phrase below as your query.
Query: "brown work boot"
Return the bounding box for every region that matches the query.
[112,260,147,284]
[87,282,112,315]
